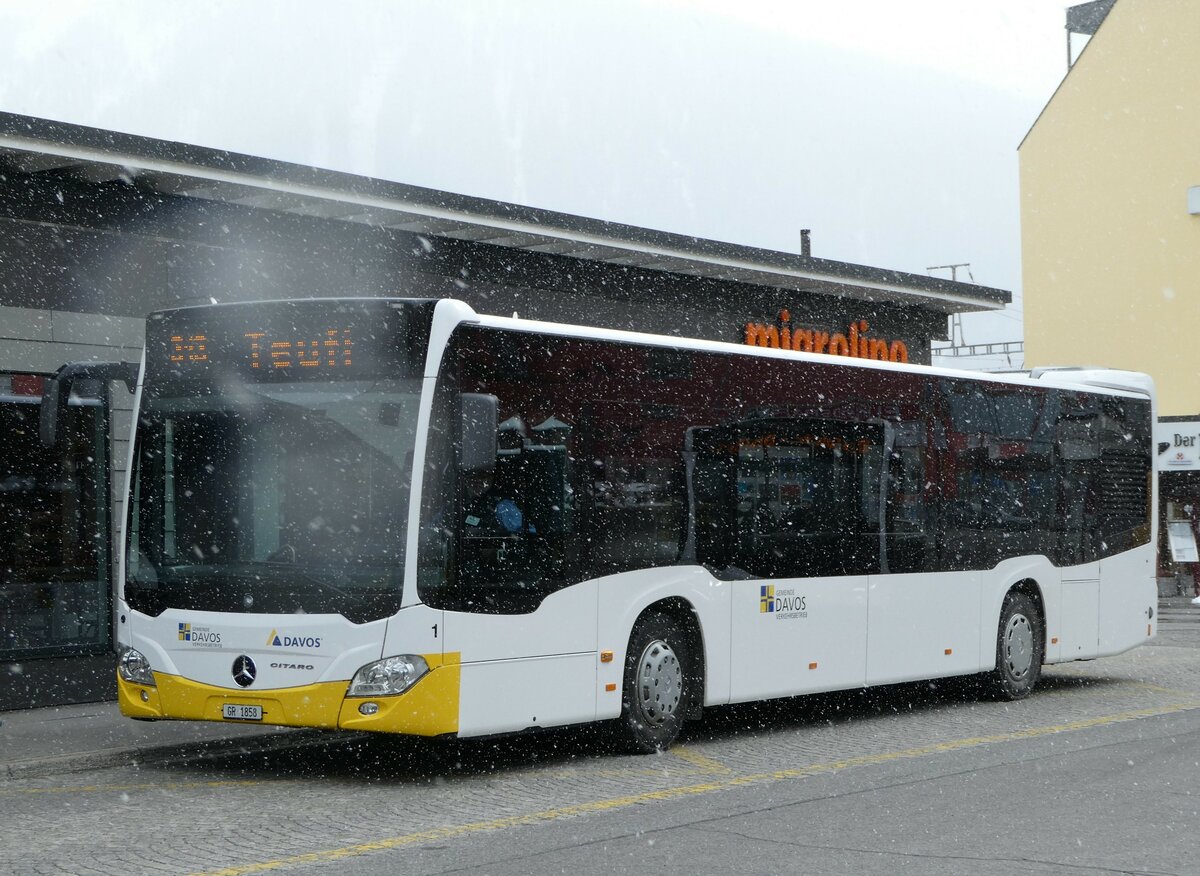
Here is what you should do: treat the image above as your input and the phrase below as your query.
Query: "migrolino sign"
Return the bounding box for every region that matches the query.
[744,310,909,363]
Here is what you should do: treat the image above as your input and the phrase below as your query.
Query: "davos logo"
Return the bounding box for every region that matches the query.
[759,586,807,620]
[760,585,776,613]
[267,629,322,649]
[178,622,222,647]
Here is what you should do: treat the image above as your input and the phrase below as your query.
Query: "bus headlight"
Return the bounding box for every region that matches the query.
[347,655,429,697]
[118,647,156,687]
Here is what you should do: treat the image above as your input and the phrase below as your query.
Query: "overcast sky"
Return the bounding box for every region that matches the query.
[0,0,1072,367]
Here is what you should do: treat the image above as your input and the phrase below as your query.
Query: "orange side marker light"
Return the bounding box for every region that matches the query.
[808,662,818,670]
[605,683,617,692]
[600,650,614,663]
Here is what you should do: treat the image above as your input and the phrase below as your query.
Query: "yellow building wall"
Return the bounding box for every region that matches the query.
[1021,0,1200,416]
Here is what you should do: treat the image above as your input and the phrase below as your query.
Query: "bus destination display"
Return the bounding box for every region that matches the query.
[169,327,355,372]
[148,299,436,384]
[244,327,353,371]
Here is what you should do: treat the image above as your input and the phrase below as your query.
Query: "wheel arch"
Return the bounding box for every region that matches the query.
[1005,578,1047,662]
[632,596,706,719]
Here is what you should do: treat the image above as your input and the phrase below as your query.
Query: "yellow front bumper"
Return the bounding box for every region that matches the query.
[117,652,460,737]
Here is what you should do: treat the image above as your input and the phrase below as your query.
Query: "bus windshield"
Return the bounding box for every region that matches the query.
[126,378,420,623]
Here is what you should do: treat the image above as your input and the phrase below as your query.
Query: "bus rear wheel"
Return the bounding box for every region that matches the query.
[618,613,692,753]
[990,591,1043,700]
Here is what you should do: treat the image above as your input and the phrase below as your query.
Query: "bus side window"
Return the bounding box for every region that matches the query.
[445,326,586,613]
[884,423,931,574]
[938,380,1065,571]
[416,378,458,605]
[726,419,883,579]
[686,426,738,572]
[584,402,686,574]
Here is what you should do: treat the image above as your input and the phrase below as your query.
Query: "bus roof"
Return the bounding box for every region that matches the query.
[456,302,1154,401]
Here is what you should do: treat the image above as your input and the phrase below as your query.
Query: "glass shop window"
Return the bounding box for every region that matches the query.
[0,373,110,660]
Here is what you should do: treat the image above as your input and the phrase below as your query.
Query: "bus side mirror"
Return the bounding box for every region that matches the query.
[40,361,138,448]
[460,393,498,473]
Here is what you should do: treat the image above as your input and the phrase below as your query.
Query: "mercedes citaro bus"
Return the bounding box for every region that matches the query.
[42,297,1157,752]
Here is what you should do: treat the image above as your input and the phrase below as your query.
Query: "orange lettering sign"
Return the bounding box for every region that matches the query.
[744,313,909,363]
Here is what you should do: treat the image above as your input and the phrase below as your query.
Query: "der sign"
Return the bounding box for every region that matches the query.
[1157,420,1200,472]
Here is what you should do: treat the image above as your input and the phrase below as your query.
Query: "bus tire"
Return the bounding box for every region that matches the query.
[990,591,1043,700]
[618,613,692,753]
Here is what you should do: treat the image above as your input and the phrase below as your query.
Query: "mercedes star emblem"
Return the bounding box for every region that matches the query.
[232,655,257,688]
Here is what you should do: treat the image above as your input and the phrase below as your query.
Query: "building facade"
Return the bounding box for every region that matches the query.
[0,112,1009,708]
[1020,0,1200,584]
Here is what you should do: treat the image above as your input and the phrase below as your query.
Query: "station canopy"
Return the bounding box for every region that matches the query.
[0,112,1009,316]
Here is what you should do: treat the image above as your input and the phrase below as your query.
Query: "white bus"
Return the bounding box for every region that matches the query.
[49,298,1156,752]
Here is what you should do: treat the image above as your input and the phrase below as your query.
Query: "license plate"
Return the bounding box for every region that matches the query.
[222,703,263,721]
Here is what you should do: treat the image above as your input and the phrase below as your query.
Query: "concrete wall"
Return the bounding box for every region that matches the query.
[1020,0,1200,416]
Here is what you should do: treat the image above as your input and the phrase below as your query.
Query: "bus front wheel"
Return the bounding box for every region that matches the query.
[618,613,692,753]
[990,591,1043,700]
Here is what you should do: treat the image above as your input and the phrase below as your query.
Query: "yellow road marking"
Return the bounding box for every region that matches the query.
[1034,677,1200,703]
[671,746,733,775]
[191,699,1200,876]
[1130,681,1200,699]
